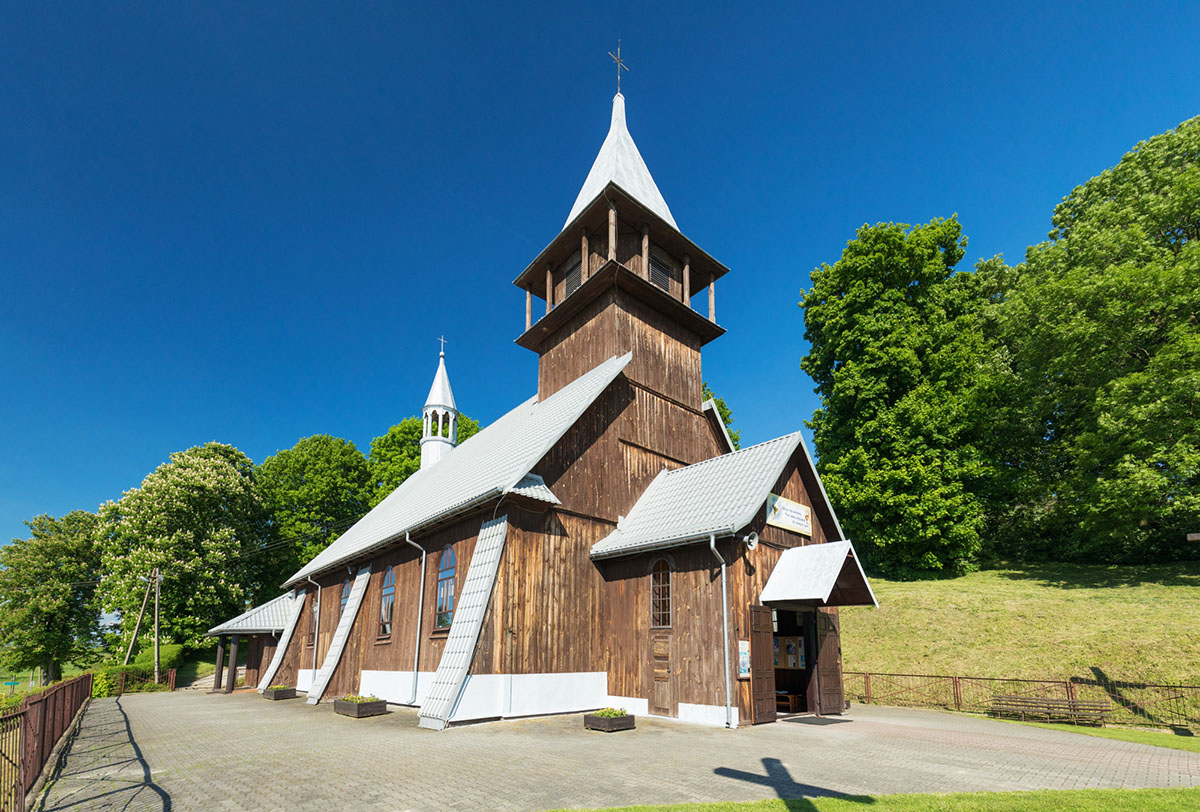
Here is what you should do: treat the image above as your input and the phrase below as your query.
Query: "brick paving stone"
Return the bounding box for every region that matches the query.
[34,692,1200,811]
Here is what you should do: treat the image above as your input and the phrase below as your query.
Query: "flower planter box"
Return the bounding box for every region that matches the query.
[584,713,635,732]
[334,699,388,718]
[262,687,296,701]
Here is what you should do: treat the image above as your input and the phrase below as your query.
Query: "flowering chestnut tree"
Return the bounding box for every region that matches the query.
[97,442,268,648]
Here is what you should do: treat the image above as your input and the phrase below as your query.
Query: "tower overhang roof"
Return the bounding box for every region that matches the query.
[516,259,725,351]
[513,182,730,300]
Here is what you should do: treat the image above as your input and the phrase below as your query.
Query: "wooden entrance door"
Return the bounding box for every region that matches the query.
[816,609,844,715]
[649,631,674,716]
[749,605,776,724]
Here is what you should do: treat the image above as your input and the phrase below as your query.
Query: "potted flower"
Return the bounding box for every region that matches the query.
[262,684,296,701]
[584,707,635,732]
[334,694,388,718]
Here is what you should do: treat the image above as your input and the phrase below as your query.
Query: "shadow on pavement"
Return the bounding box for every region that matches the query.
[714,757,874,806]
[36,697,171,811]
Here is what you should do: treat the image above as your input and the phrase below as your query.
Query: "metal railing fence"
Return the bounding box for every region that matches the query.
[0,673,92,812]
[844,670,1200,730]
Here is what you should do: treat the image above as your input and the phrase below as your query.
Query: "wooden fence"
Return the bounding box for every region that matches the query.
[844,671,1200,730]
[0,668,177,812]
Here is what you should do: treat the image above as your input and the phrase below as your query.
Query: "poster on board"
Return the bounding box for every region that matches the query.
[766,493,812,536]
[737,640,750,679]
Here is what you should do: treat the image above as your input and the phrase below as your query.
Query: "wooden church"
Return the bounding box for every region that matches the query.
[209,91,876,729]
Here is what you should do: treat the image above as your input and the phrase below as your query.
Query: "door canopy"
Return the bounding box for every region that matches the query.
[760,541,877,609]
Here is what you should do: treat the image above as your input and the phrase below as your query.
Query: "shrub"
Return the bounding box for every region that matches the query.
[91,672,115,698]
[340,694,380,704]
[592,707,629,718]
[268,684,292,691]
[133,643,185,671]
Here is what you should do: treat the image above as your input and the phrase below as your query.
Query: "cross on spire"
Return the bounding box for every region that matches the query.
[438,335,447,355]
[609,39,629,93]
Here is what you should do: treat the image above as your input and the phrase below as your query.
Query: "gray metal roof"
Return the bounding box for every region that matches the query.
[508,473,561,504]
[208,593,297,636]
[418,515,509,730]
[760,540,878,608]
[565,93,677,230]
[590,432,804,560]
[286,352,631,586]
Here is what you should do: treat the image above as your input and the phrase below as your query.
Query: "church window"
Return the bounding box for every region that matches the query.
[651,558,671,628]
[649,251,672,292]
[564,256,583,298]
[379,566,395,638]
[435,547,456,629]
[340,578,352,615]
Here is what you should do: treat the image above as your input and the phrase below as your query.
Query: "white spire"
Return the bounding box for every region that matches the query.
[421,348,458,470]
[564,92,678,230]
[424,350,456,412]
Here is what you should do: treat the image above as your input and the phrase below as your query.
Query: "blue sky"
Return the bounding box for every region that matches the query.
[3,2,1198,545]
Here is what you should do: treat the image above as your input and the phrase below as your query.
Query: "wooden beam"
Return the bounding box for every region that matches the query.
[581,232,589,282]
[213,636,225,691]
[608,201,617,261]
[545,265,553,314]
[224,635,239,693]
[641,225,650,279]
[525,288,532,331]
[708,273,716,321]
[682,254,690,305]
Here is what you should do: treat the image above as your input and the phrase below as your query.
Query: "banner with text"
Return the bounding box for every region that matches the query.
[766,493,812,536]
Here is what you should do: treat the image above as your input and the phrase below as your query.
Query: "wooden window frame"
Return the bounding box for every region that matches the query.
[378,565,396,640]
[435,546,456,630]
[650,557,672,629]
[649,248,672,293]
[339,578,352,616]
[564,254,583,298]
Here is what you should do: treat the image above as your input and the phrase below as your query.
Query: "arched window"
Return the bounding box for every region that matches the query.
[435,547,456,629]
[340,578,352,615]
[379,566,395,638]
[651,559,671,628]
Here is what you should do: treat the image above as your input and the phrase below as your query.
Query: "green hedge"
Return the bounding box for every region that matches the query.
[133,643,184,671]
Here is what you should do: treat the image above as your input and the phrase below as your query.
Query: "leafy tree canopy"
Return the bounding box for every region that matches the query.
[701,383,741,449]
[97,443,268,648]
[368,415,480,507]
[800,216,989,577]
[257,434,374,585]
[0,511,101,681]
[978,115,1200,563]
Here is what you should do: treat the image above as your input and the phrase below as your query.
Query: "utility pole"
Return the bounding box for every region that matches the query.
[153,568,161,684]
[123,573,155,666]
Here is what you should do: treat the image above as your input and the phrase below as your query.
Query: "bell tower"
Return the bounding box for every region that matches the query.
[420,345,457,470]
[512,92,729,407]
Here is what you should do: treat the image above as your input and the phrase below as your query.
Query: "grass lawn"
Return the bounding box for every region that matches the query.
[562,787,1200,811]
[839,561,1200,684]
[999,718,1200,754]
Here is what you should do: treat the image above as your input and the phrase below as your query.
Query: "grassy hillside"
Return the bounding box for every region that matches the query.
[840,562,1200,685]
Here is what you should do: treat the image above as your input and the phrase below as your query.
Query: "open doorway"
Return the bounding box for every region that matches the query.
[771,608,818,715]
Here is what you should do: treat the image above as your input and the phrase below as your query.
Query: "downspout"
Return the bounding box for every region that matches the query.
[709,534,733,729]
[403,532,427,705]
[305,576,321,676]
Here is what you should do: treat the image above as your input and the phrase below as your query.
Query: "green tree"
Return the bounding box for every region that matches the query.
[368,415,480,506]
[257,435,373,584]
[800,217,989,577]
[0,511,101,681]
[980,116,1200,562]
[97,443,268,648]
[702,383,741,449]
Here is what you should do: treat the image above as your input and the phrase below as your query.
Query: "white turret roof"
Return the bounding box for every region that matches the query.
[425,351,456,412]
[565,93,678,231]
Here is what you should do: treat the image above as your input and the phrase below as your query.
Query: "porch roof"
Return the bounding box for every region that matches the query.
[759,540,877,608]
[208,593,299,636]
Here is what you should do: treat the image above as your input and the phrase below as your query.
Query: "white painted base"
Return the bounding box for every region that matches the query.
[359,670,610,724]
[604,695,649,716]
[359,670,436,706]
[678,701,739,728]
[296,669,314,693]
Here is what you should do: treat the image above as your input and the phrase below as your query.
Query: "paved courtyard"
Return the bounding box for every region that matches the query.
[36,690,1200,811]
